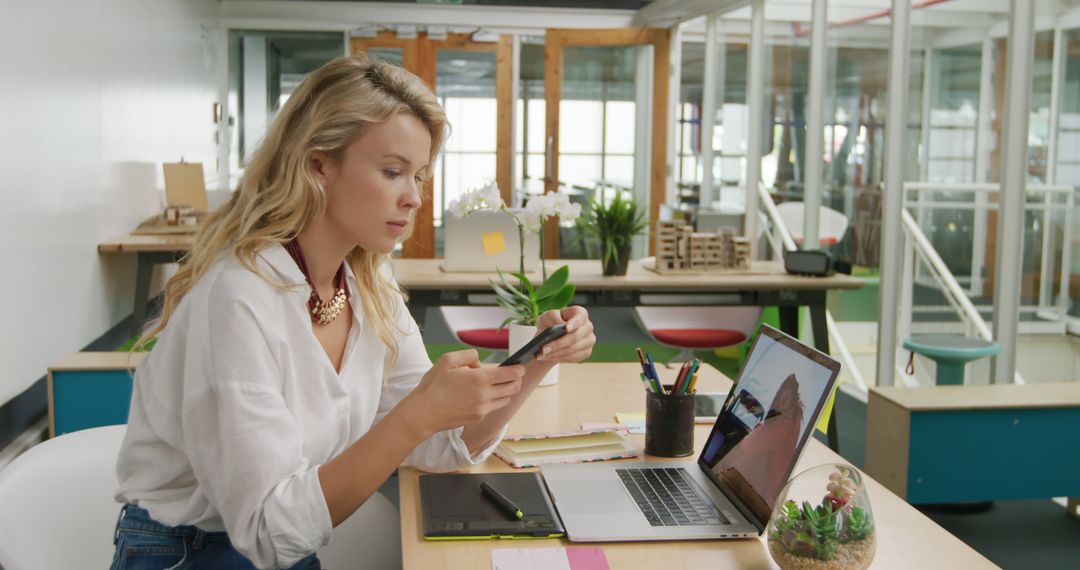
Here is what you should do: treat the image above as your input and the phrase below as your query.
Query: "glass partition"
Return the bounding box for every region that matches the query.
[227,30,343,174]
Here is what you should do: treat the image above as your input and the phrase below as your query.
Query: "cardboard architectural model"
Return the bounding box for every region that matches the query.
[654,220,750,273]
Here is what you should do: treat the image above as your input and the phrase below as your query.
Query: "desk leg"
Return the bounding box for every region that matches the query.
[808,301,840,453]
[778,306,799,339]
[408,299,428,332]
[131,253,154,339]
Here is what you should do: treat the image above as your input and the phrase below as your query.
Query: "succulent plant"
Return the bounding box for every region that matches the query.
[770,468,873,561]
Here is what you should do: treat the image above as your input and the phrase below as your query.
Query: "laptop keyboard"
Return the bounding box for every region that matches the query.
[616,467,729,527]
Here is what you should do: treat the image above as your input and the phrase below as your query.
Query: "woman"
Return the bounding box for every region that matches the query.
[111,56,595,569]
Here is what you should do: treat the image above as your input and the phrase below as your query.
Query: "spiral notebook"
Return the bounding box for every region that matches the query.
[494,428,639,468]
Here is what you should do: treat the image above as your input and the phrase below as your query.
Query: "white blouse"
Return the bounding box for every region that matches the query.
[115,243,502,569]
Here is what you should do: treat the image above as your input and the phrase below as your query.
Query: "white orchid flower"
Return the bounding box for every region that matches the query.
[480,182,504,209]
[447,198,465,219]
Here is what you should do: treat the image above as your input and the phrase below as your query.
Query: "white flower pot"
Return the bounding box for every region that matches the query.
[508,323,560,386]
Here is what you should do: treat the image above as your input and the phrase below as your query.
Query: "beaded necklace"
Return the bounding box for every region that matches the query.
[282,239,348,326]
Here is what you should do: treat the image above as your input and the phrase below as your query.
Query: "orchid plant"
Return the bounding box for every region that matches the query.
[448,182,581,326]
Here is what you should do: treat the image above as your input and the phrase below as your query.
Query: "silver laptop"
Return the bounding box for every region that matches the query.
[541,325,841,541]
[440,209,540,273]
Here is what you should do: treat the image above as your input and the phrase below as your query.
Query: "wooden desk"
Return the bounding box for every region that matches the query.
[398,363,992,569]
[394,258,861,356]
[97,235,862,356]
[98,233,195,337]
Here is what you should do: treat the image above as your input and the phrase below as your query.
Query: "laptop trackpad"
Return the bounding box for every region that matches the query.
[552,481,638,514]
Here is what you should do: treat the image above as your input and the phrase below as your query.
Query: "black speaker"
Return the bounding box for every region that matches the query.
[784,250,852,277]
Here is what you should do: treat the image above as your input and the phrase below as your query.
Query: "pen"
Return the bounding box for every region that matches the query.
[639,373,655,393]
[645,353,659,384]
[480,481,523,520]
[635,348,650,379]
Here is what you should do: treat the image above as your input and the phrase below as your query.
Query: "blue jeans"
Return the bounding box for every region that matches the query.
[111,504,321,570]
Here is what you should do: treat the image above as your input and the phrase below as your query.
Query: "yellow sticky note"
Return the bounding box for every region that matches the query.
[481,231,507,255]
[815,379,842,435]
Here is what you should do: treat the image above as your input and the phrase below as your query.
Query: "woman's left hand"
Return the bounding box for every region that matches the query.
[534,306,595,364]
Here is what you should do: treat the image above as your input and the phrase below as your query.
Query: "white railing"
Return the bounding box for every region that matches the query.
[903,182,1074,333]
[897,208,1027,385]
[896,182,1074,386]
[757,184,871,401]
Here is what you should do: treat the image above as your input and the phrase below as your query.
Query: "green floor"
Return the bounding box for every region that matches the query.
[424,342,745,380]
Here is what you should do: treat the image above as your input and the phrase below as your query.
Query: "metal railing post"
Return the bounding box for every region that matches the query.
[992,0,1036,385]
[876,0,911,387]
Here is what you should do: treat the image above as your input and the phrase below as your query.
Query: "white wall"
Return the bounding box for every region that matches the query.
[0,0,221,406]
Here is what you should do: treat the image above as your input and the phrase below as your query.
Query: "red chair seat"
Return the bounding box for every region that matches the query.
[793,237,839,247]
[650,329,746,349]
[457,328,510,350]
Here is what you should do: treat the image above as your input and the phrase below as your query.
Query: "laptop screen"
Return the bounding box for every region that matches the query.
[697,325,840,526]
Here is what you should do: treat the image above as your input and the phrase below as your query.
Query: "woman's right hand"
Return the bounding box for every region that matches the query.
[406,349,525,434]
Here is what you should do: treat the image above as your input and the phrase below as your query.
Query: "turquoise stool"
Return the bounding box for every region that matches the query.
[903,335,1000,385]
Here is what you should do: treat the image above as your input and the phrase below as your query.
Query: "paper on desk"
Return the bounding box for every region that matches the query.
[580,422,628,434]
[614,413,645,434]
[492,547,609,570]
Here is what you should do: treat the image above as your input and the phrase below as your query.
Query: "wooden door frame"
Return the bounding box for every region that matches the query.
[351,33,513,258]
[543,28,671,258]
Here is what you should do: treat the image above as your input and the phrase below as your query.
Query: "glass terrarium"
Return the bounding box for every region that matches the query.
[767,463,876,570]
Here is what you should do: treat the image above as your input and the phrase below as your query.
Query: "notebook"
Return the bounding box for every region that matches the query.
[420,472,565,540]
[494,429,639,468]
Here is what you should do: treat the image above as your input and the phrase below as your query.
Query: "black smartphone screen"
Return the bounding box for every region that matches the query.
[499,324,568,366]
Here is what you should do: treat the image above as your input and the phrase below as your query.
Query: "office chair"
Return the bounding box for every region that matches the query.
[633,306,763,363]
[0,425,402,569]
[0,425,126,569]
[440,306,512,362]
[775,201,850,247]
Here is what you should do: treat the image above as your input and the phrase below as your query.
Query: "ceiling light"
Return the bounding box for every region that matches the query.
[396,25,418,39]
[427,25,448,40]
[350,25,379,38]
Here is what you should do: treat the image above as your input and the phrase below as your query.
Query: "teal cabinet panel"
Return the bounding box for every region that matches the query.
[51,370,134,436]
[906,408,1080,504]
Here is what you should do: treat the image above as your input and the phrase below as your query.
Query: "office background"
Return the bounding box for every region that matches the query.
[2,1,1080,567]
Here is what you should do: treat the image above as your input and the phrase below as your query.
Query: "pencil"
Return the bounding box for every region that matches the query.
[686,372,699,394]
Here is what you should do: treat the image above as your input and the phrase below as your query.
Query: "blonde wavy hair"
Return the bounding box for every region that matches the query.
[138,55,446,367]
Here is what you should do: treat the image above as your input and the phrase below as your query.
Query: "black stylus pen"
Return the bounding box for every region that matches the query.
[480,481,523,520]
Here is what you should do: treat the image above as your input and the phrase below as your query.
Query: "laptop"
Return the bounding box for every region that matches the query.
[440,209,540,273]
[540,325,841,541]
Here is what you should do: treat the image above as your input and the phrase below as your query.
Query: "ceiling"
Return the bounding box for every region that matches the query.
[292,0,653,9]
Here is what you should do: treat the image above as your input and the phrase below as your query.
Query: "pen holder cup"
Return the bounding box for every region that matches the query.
[645,386,695,457]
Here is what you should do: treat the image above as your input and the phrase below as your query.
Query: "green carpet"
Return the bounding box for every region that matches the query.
[425,342,745,379]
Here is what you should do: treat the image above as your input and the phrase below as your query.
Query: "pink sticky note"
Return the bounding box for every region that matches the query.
[566,547,611,570]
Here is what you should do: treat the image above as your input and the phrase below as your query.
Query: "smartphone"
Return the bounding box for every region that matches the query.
[499,324,568,366]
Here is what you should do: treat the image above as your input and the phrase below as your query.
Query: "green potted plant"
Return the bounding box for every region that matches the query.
[578,191,649,276]
[448,183,579,385]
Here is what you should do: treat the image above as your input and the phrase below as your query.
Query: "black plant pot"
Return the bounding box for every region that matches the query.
[601,243,632,276]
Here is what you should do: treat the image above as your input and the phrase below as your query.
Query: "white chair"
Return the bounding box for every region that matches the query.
[0,424,127,569]
[440,306,513,363]
[634,306,763,363]
[318,491,402,570]
[775,201,850,248]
